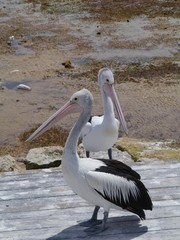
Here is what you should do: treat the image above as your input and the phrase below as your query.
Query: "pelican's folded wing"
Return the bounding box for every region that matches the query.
[85,169,152,212]
[79,122,92,140]
[85,170,139,207]
[90,115,104,126]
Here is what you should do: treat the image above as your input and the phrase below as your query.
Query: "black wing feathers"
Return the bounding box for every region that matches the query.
[97,159,141,180]
[88,116,93,123]
[88,115,103,123]
[94,159,153,219]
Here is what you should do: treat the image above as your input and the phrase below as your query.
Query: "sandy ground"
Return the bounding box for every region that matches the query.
[0,0,179,157]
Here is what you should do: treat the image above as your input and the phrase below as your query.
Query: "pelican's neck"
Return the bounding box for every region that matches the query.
[63,108,91,160]
[101,88,115,122]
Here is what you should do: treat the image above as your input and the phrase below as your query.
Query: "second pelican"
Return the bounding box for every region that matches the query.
[80,68,128,159]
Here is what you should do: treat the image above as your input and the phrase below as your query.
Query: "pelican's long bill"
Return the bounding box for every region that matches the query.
[26,100,81,142]
[104,83,128,134]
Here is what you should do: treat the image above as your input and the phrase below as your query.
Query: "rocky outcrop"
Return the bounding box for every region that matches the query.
[78,143,133,165]
[24,146,63,170]
[115,138,180,162]
[23,144,133,170]
[1,138,179,172]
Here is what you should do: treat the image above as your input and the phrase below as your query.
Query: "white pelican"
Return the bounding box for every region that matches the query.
[80,68,128,159]
[27,89,153,233]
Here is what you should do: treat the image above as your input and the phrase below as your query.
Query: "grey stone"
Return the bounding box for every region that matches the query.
[78,143,133,165]
[24,146,63,170]
[0,155,22,172]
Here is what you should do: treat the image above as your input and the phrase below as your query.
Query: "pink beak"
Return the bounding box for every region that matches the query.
[103,83,128,134]
[26,101,80,141]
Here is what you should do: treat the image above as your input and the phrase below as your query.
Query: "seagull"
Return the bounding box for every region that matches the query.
[26,88,153,233]
[80,68,128,159]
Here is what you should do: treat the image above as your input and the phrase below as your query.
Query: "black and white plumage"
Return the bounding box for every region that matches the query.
[26,89,153,233]
[93,159,151,220]
[80,68,128,159]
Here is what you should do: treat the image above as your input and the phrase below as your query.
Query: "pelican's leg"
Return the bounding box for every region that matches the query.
[80,206,102,227]
[108,148,112,159]
[102,211,109,231]
[86,151,90,158]
[85,211,109,233]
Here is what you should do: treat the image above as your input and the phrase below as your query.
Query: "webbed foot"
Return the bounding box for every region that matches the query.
[84,211,109,235]
[79,206,100,227]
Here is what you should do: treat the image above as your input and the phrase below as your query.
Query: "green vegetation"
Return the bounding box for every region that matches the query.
[115,137,180,161]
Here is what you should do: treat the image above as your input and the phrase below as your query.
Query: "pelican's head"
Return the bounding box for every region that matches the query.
[98,67,114,86]
[26,88,93,142]
[70,88,94,111]
[98,68,128,135]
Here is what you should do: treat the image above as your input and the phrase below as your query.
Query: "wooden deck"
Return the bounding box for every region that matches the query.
[0,160,180,240]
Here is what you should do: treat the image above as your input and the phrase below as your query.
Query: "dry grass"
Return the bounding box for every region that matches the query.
[0,126,69,158]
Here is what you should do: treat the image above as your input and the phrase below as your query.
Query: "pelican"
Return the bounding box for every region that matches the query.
[80,68,128,159]
[27,89,153,233]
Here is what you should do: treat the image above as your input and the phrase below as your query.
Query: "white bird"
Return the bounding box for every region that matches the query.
[80,68,128,159]
[27,89,153,233]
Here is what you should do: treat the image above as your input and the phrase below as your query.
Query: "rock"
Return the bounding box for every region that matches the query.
[7,35,15,46]
[0,155,22,172]
[24,146,63,170]
[16,84,31,91]
[10,69,20,73]
[62,60,74,68]
[0,82,6,90]
[78,143,133,165]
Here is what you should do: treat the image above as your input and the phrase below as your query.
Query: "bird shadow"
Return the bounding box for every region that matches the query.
[47,215,148,240]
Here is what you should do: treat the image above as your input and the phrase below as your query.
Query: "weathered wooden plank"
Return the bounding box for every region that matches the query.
[0,215,180,239]
[143,177,180,188]
[0,187,180,212]
[0,168,63,183]
[1,210,180,232]
[0,186,74,200]
[1,162,178,178]
[1,187,180,214]
[0,161,180,240]
[0,172,65,187]
[0,199,180,234]
[0,204,180,224]
[0,161,179,183]
[0,195,91,214]
[1,230,179,240]
[0,228,180,240]
[0,169,180,203]
[0,170,180,191]
[0,166,179,194]
[0,185,180,203]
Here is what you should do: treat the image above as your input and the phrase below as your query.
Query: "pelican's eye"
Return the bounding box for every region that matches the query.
[73,97,78,102]
[106,79,109,83]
